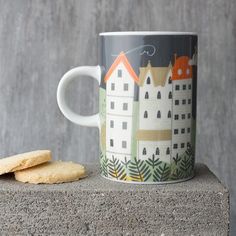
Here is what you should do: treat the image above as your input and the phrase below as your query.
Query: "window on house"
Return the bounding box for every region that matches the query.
[144,111,148,118]
[156,147,160,155]
[122,141,127,148]
[183,84,186,90]
[188,113,191,119]
[181,143,185,148]
[168,91,172,99]
[118,69,122,77]
[146,77,151,84]
[124,83,128,91]
[188,99,191,104]
[174,129,178,134]
[187,127,191,133]
[110,120,114,128]
[181,128,185,134]
[111,83,115,91]
[110,101,114,109]
[157,91,161,99]
[182,99,186,105]
[145,92,149,99]
[175,85,180,90]
[189,84,192,90]
[174,114,179,120]
[123,103,128,110]
[168,110,171,118]
[122,122,127,130]
[175,100,179,105]
[143,148,147,155]
[166,147,170,155]
[187,142,191,148]
[168,76,172,84]
[182,114,186,119]
[173,144,178,149]
[157,110,161,118]
[110,139,114,147]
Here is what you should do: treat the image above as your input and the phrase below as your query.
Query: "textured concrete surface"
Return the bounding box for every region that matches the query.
[0,0,235,233]
[0,163,229,235]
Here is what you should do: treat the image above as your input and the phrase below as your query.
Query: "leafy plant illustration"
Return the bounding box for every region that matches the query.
[146,154,162,169]
[121,156,130,169]
[100,152,108,177]
[128,157,151,182]
[107,155,127,180]
[173,153,181,165]
[179,154,192,178]
[170,167,184,180]
[153,163,170,182]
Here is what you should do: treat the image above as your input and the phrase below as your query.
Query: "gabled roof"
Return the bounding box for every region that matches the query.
[104,52,139,83]
[139,61,172,87]
[172,56,192,80]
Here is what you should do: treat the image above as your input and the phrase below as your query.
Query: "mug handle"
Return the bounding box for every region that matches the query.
[57,65,101,129]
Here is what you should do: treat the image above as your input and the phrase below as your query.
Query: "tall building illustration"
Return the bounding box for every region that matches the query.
[171,56,193,159]
[136,61,173,162]
[104,52,139,161]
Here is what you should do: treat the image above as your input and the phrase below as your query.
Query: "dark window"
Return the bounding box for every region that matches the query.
[182,99,186,105]
[183,84,186,90]
[157,110,161,118]
[187,127,191,133]
[110,101,114,109]
[156,147,160,155]
[175,85,180,90]
[166,147,170,155]
[168,76,172,84]
[188,99,191,104]
[143,148,147,155]
[110,120,114,128]
[124,83,128,91]
[187,142,191,148]
[110,139,114,147]
[189,84,192,89]
[174,114,179,120]
[145,92,149,99]
[175,100,179,105]
[122,141,127,148]
[111,83,115,90]
[181,143,185,148]
[122,122,127,130]
[173,144,178,149]
[188,113,191,119]
[182,114,186,119]
[168,110,171,118]
[144,111,148,118]
[123,103,128,110]
[181,128,185,134]
[168,91,172,99]
[174,129,178,134]
[157,91,161,99]
[118,69,122,77]
[146,77,151,84]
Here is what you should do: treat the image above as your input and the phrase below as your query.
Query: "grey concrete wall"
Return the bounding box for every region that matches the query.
[0,0,235,234]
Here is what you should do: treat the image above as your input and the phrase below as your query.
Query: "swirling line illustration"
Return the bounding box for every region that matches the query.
[111,44,157,57]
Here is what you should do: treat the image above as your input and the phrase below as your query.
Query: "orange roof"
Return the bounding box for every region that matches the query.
[172,56,192,80]
[104,52,139,83]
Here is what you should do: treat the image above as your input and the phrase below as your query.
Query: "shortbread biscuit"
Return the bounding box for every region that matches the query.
[0,150,51,175]
[14,161,86,184]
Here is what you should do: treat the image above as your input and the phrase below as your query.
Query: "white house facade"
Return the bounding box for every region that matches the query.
[104,52,139,161]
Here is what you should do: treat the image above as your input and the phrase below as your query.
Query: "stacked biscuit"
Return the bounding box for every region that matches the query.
[0,150,86,184]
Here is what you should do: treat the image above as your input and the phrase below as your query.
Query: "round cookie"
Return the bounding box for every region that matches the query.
[14,161,86,184]
[0,150,51,175]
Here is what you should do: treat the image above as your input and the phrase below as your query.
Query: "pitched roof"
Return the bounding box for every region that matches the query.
[104,52,139,83]
[172,56,192,80]
[136,129,171,141]
[139,61,171,87]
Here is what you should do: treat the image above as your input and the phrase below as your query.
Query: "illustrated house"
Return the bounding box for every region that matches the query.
[104,52,139,161]
[171,55,193,159]
[136,61,173,163]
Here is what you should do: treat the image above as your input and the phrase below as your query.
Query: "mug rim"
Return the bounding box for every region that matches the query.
[99,31,197,36]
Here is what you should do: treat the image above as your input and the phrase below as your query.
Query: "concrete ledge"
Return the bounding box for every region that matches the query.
[0,163,229,235]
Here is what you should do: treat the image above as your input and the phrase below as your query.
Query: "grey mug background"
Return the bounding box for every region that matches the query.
[0,0,235,233]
